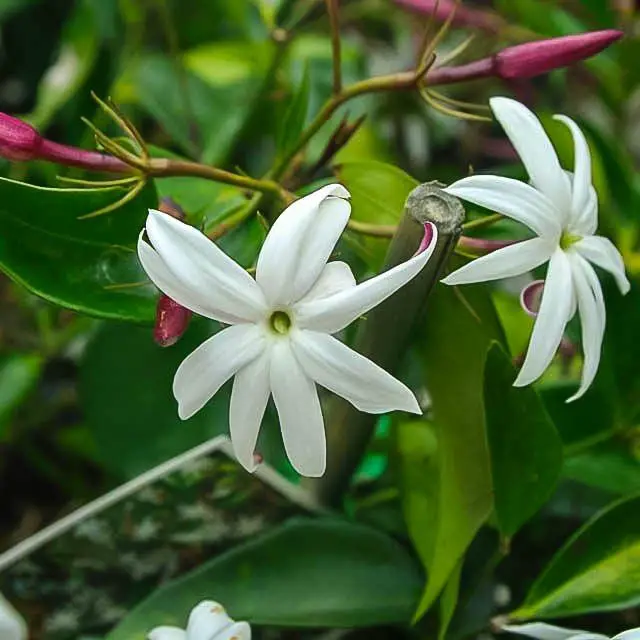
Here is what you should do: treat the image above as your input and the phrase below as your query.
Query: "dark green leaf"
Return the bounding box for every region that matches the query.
[404,279,502,620]
[511,493,640,620]
[484,344,563,538]
[0,178,157,322]
[564,440,640,495]
[80,320,228,479]
[106,518,423,638]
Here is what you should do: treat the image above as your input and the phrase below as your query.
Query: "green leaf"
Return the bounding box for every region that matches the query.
[278,63,311,158]
[484,344,563,538]
[335,160,418,225]
[511,493,640,620]
[563,440,640,495]
[80,321,228,479]
[106,518,423,638]
[438,560,462,640]
[403,279,501,621]
[0,353,43,439]
[126,53,261,164]
[0,178,157,323]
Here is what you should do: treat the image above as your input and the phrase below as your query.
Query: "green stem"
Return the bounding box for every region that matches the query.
[303,182,465,506]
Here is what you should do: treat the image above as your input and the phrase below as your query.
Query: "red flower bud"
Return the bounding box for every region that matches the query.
[154,295,193,347]
[394,0,503,32]
[495,29,623,80]
[0,113,42,161]
[153,198,191,347]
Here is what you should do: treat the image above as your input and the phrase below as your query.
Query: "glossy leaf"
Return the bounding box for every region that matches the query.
[511,493,640,620]
[484,344,563,538]
[80,320,228,479]
[129,53,260,164]
[404,279,502,620]
[106,518,423,638]
[0,178,157,322]
[335,160,418,225]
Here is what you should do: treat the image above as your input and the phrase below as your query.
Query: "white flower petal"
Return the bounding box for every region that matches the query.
[442,237,555,286]
[444,175,561,238]
[256,184,351,306]
[515,249,575,387]
[270,340,326,477]
[299,261,356,303]
[554,115,592,218]
[138,235,245,325]
[147,627,187,640]
[613,629,640,640]
[214,622,252,640]
[173,325,265,420]
[0,594,26,640]
[295,222,438,334]
[567,255,606,402]
[145,210,267,322]
[567,185,598,236]
[574,235,630,294]
[292,330,420,414]
[490,97,572,216]
[186,601,234,640]
[503,623,607,640]
[230,350,271,472]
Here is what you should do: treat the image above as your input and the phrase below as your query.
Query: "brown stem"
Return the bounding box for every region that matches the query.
[326,0,342,95]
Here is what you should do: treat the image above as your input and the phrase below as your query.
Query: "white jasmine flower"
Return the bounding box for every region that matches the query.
[138,184,436,476]
[442,97,630,401]
[148,600,250,640]
[0,593,27,640]
[504,622,640,640]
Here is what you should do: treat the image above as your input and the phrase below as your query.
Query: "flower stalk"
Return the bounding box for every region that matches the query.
[303,182,465,506]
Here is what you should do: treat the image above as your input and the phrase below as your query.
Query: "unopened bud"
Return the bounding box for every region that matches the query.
[153,198,191,347]
[395,0,503,32]
[0,113,42,161]
[495,29,623,79]
[428,29,624,86]
[154,295,192,347]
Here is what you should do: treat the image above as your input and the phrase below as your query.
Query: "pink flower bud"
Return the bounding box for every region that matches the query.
[428,29,623,86]
[394,0,503,32]
[495,29,623,79]
[154,295,193,347]
[0,113,42,161]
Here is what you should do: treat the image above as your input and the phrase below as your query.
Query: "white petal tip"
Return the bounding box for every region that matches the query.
[177,404,195,421]
[326,183,351,199]
[295,461,326,478]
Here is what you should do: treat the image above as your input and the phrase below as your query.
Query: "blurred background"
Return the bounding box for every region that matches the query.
[0,0,639,638]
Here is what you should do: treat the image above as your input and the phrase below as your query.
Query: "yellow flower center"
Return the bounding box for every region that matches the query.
[560,232,581,250]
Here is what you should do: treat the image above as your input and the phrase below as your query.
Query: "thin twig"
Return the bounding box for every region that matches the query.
[325,0,342,94]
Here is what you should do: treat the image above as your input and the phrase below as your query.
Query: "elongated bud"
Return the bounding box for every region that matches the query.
[395,0,503,32]
[0,111,129,172]
[428,29,623,86]
[0,113,42,161]
[495,29,623,79]
[153,198,192,347]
